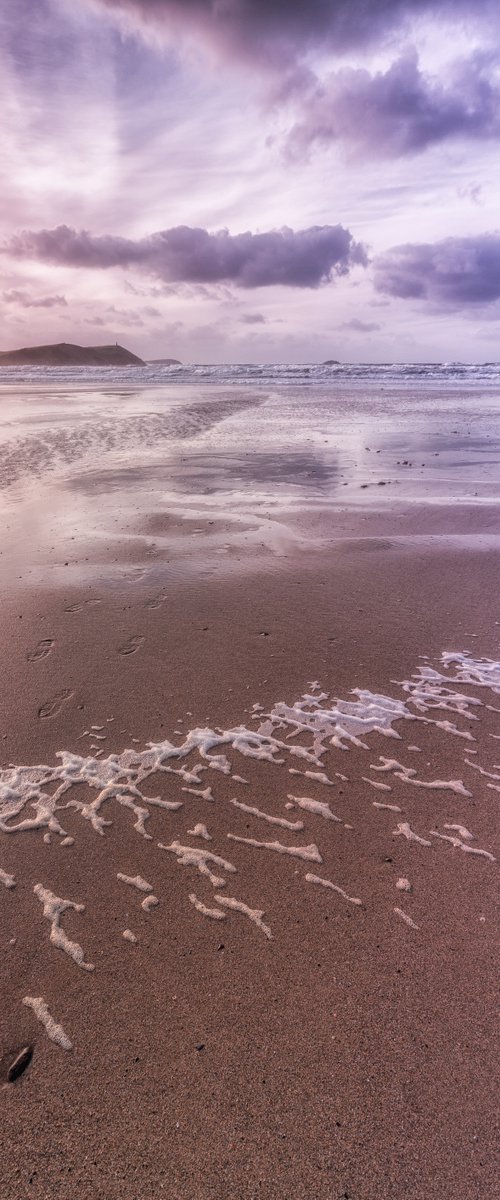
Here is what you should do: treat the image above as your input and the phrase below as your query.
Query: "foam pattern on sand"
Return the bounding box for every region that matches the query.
[394,907,420,931]
[2,651,498,1054]
[33,884,95,971]
[189,893,226,921]
[369,757,472,796]
[286,794,341,822]
[22,996,72,1051]
[159,840,237,888]
[230,797,304,831]
[186,822,212,841]
[227,834,323,863]
[305,872,362,906]
[213,893,272,939]
[2,653,494,844]
[117,873,153,892]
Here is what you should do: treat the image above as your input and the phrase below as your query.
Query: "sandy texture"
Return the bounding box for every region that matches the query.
[0,538,498,1200]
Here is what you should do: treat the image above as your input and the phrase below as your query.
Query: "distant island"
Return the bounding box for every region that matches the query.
[0,342,145,366]
[149,357,182,366]
[322,359,340,366]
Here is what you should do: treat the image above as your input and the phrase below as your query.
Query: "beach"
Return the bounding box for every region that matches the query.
[1,366,499,1199]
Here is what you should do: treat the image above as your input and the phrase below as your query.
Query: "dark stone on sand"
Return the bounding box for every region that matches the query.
[6,1044,34,1083]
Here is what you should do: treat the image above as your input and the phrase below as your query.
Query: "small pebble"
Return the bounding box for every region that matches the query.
[7,1045,33,1083]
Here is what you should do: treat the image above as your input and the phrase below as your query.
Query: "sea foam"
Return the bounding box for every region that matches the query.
[2,650,498,1055]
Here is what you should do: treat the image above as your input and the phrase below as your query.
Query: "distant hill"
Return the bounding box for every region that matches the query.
[0,342,145,366]
[322,359,340,366]
[149,357,182,365]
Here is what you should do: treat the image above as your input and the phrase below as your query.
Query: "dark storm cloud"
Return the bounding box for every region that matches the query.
[5,223,367,288]
[287,50,500,159]
[374,233,500,306]
[2,288,68,308]
[93,0,496,64]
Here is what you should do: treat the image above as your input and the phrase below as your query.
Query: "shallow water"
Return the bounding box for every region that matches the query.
[0,370,499,588]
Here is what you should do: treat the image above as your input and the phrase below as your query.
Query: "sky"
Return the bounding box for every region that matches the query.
[1,0,500,362]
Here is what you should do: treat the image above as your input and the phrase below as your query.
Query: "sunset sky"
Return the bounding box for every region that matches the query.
[1,0,500,362]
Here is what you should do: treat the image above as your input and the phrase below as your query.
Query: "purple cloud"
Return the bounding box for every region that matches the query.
[286,50,500,159]
[374,233,500,306]
[94,1,496,65]
[5,223,367,288]
[2,289,68,308]
[340,319,381,332]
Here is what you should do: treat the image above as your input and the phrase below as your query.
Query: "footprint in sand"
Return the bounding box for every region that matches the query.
[121,567,147,583]
[118,636,145,656]
[38,689,73,719]
[27,639,54,662]
[64,599,101,614]
[144,594,167,611]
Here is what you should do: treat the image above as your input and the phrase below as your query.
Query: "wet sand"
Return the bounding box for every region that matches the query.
[1,536,499,1200]
[1,377,499,1198]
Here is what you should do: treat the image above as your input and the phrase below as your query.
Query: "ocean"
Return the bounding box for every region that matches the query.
[1,360,500,384]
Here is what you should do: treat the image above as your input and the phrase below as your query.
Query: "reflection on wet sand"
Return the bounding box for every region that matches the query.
[0,377,499,591]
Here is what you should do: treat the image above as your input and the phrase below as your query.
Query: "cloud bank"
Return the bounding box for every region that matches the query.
[93,0,496,64]
[374,233,500,306]
[88,3,500,170]
[287,50,500,159]
[2,289,68,309]
[5,223,367,288]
